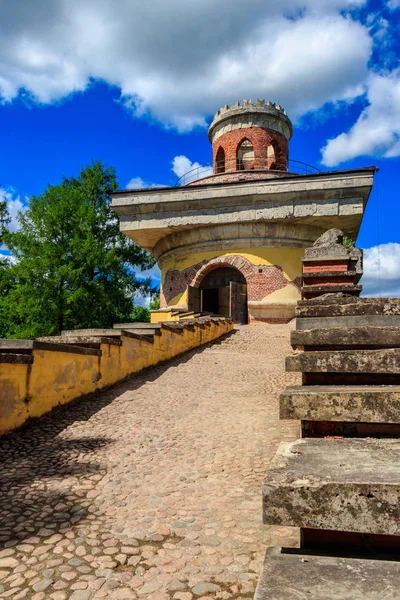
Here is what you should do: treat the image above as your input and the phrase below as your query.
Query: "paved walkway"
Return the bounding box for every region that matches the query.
[0,325,299,600]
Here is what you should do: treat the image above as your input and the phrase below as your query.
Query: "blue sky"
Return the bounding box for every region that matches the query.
[1,0,400,299]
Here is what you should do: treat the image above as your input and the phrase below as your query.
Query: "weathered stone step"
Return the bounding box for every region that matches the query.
[255,547,400,600]
[286,348,400,374]
[291,327,400,348]
[302,284,361,296]
[263,438,400,535]
[296,315,400,330]
[296,296,400,318]
[113,322,162,329]
[280,385,400,423]
[303,270,359,279]
[118,328,160,337]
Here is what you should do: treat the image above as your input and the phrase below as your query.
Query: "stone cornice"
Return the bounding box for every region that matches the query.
[111,169,375,252]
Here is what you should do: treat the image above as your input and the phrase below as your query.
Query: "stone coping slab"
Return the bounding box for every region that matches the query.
[296,315,400,329]
[263,438,400,535]
[0,339,33,350]
[291,327,400,348]
[280,385,400,423]
[33,341,101,356]
[61,328,156,343]
[62,328,123,337]
[37,335,122,347]
[286,348,400,374]
[113,322,162,329]
[254,547,400,600]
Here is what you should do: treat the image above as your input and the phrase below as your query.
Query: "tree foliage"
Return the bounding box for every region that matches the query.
[0,161,158,338]
[131,305,150,322]
[149,294,160,310]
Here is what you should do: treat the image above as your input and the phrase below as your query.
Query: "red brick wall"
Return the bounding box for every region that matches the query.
[161,255,301,307]
[212,127,288,174]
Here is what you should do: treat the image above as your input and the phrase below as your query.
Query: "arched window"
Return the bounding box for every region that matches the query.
[215,146,225,173]
[237,139,254,171]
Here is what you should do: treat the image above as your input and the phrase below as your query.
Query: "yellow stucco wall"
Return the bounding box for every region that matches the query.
[0,363,30,434]
[150,310,180,324]
[160,247,303,308]
[0,319,233,437]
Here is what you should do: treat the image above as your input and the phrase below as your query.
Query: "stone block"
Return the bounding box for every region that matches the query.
[302,284,362,297]
[263,438,400,535]
[254,547,400,600]
[279,385,400,423]
[296,296,400,318]
[286,348,400,374]
[296,315,400,329]
[113,322,162,329]
[291,327,400,348]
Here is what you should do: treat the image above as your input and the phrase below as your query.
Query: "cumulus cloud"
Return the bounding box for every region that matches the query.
[361,243,400,297]
[0,187,27,232]
[0,0,371,131]
[172,156,212,183]
[387,0,400,9]
[321,71,400,166]
[126,177,166,190]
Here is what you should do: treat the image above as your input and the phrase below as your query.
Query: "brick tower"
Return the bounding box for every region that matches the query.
[209,100,291,179]
[111,100,376,324]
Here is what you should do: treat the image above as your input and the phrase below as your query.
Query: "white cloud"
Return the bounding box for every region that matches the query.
[0,0,371,131]
[126,177,166,190]
[321,71,400,166]
[387,0,400,9]
[0,187,27,232]
[172,156,212,184]
[361,243,400,297]
[126,177,147,190]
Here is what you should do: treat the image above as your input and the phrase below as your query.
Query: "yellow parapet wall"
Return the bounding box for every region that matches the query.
[0,318,233,437]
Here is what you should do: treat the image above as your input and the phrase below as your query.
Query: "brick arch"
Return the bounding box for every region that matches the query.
[212,127,289,174]
[191,255,255,288]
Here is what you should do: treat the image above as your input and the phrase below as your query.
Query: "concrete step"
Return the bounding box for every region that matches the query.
[62,328,157,344]
[296,296,400,319]
[296,315,400,330]
[113,322,162,329]
[291,327,400,348]
[280,385,400,424]
[302,284,361,298]
[263,438,400,535]
[302,270,359,279]
[118,328,160,337]
[286,348,400,374]
[255,547,400,600]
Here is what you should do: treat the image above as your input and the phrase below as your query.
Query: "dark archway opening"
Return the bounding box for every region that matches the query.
[200,267,248,324]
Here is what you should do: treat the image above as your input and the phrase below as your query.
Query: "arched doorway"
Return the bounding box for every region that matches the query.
[200,267,248,323]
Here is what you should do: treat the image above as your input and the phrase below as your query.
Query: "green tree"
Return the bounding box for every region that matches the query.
[131,305,150,322]
[149,294,160,310]
[1,161,157,338]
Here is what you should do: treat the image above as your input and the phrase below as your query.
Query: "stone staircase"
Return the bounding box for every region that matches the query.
[255,231,400,598]
[255,293,400,598]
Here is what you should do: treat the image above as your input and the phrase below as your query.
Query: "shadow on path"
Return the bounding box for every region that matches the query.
[0,330,236,546]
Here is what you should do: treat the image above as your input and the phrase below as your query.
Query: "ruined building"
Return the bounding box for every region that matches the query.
[111,100,376,323]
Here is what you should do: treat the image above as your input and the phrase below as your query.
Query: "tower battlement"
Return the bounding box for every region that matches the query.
[208,99,292,143]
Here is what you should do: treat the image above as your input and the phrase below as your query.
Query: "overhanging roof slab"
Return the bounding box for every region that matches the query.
[111,168,376,252]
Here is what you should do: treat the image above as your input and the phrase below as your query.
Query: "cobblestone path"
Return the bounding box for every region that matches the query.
[0,325,299,600]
